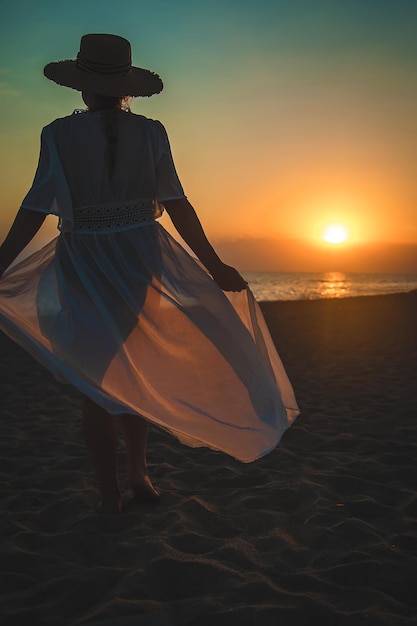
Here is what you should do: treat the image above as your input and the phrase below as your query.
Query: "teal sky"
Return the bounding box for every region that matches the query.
[1,0,417,269]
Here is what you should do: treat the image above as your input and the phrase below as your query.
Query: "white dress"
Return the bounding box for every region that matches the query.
[0,110,299,462]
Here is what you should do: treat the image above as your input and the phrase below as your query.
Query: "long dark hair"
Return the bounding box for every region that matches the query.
[88,94,130,181]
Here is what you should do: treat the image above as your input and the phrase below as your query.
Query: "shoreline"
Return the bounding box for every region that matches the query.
[257,286,417,303]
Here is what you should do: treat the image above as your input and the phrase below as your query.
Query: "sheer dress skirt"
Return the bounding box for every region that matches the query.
[0,205,299,462]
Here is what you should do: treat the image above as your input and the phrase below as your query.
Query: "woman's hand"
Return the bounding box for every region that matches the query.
[210,262,247,292]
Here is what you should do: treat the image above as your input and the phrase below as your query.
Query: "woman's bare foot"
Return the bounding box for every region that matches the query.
[130,475,160,503]
[118,414,159,503]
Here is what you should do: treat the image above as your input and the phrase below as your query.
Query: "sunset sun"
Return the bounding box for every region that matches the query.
[322,224,349,244]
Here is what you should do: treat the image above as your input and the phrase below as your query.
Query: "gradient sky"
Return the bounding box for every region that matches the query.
[1,0,417,271]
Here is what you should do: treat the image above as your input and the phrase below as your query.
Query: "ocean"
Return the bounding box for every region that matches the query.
[243,271,417,301]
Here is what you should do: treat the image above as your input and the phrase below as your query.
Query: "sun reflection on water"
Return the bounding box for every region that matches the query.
[316,272,350,298]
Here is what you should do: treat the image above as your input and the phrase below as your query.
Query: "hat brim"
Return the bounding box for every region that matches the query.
[43,60,163,97]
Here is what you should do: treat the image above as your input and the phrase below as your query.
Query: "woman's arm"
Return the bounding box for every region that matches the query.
[163,198,247,292]
[0,208,47,277]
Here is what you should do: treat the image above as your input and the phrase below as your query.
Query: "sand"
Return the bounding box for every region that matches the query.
[1,291,417,626]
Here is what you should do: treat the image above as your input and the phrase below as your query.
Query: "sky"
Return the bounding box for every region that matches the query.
[1,0,417,272]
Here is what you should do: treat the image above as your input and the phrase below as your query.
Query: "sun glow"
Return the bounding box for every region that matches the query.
[322,224,349,244]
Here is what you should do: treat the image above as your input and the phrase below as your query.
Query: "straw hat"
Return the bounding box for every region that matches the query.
[43,34,163,97]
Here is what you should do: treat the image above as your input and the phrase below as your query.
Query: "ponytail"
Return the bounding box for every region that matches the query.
[101,107,119,181]
[87,95,129,181]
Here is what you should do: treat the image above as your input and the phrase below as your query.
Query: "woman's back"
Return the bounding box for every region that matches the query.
[50,110,166,208]
[21,110,184,233]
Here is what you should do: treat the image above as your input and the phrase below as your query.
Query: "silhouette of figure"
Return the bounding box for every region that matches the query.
[0,34,298,513]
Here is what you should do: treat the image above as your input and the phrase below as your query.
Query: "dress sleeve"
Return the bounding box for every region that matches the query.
[20,124,73,232]
[154,121,186,203]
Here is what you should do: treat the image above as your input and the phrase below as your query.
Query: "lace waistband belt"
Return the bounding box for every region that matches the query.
[72,200,156,233]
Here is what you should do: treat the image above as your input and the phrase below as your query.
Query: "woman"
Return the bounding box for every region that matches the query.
[0,34,299,514]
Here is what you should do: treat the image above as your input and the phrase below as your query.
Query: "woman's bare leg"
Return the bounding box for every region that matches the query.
[82,397,121,514]
[118,414,160,502]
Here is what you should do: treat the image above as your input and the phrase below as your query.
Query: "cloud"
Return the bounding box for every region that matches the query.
[0,82,20,97]
[0,68,20,96]
[212,237,417,274]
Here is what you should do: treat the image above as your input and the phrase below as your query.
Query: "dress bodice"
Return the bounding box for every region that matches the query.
[21,110,186,232]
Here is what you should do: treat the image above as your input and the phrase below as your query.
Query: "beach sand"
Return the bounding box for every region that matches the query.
[1,291,416,625]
